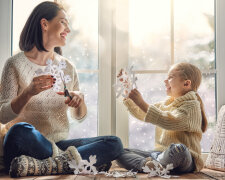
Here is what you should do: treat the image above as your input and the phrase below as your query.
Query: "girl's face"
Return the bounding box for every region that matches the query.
[43,10,70,47]
[164,68,189,98]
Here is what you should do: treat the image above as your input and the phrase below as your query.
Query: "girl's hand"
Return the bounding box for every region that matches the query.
[117,69,124,82]
[117,68,130,95]
[128,89,149,113]
[57,91,84,108]
[117,69,128,83]
[25,75,55,97]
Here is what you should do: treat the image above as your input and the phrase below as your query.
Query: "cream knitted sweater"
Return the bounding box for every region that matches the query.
[124,91,204,172]
[0,52,83,169]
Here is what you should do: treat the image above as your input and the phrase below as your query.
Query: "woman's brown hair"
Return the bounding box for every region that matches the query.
[19,1,64,55]
[173,62,208,132]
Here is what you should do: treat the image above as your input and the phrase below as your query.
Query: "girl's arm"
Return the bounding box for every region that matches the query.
[145,101,202,132]
[123,98,146,120]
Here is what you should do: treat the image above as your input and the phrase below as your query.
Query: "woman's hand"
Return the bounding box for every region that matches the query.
[128,89,149,113]
[11,75,55,114]
[25,75,55,97]
[57,91,84,108]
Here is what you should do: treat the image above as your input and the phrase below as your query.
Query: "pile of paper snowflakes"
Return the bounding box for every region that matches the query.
[114,66,138,98]
[68,155,176,179]
[35,59,71,92]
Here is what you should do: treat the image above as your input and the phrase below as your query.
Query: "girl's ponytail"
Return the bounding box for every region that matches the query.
[196,93,208,132]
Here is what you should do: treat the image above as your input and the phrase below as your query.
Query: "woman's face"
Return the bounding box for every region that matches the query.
[44,10,70,47]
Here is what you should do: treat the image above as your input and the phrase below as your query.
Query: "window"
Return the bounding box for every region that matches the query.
[59,0,98,139]
[117,0,215,152]
[12,0,51,54]
[12,0,217,152]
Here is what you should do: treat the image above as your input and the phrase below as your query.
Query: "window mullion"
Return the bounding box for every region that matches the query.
[98,0,115,136]
[0,0,12,75]
[171,0,174,65]
[216,0,225,110]
[115,0,129,147]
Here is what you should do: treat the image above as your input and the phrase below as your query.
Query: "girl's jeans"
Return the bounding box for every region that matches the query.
[117,143,195,174]
[3,122,123,172]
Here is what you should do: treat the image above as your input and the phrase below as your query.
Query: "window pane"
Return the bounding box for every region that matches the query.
[13,0,51,54]
[128,0,215,152]
[129,74,166,150]
[174,0,215,71]
[62,0,98,70]
[61,0,98,138]
[68,73,98,138]
[199,74,216,152]
[129,0,171,70]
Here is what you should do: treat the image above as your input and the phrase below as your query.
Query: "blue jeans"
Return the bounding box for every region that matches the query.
[116,144,195,174]
[3,122,123,172]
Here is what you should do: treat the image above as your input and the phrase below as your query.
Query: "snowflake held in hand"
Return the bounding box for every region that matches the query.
[34,59,71,92]
[114,66,138,98]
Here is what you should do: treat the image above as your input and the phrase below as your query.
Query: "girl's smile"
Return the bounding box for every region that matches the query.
[164,69,191,98]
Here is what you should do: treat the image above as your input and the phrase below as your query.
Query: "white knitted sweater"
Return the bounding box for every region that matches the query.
[0,52,82,169]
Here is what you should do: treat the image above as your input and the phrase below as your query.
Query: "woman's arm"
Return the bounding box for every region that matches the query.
[11,88,32,114]
[70,92,87,120]
[0,59,55,124]
[11,75,54,114]
[65,64,87,120]
[0,60,20,123]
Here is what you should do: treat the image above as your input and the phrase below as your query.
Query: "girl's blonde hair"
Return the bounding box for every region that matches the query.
[172,62,208,132]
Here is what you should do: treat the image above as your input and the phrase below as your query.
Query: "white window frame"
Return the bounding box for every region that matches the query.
[0,0,225,148]
[0,0,12,75]
[98,0,225,148]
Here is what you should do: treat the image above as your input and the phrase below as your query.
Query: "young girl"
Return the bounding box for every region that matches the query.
[116,62,207,174]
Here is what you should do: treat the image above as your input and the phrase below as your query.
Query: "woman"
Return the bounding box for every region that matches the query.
[0,1,123,177]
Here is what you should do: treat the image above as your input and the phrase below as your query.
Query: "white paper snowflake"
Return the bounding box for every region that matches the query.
[69,155,177,178]
[114,66,138,98]
[142,160,176,179]
[69,156,137,178]
[104,170,137,178]
[34,59,72,92]
[68,155,98,175]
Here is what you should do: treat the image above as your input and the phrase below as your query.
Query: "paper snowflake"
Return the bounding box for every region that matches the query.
[104,170,137,178]
[114,66,137,98]
[69,155,98,175]
[142,160,175,179]
[34,59,72,92]
[69,155,177,179]
[69,156,137,178]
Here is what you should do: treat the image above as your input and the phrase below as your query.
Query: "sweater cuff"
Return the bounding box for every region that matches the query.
[123,98,133,108]
[144,105,161,124]
[1,101,18,123]
[123,98,146,121]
